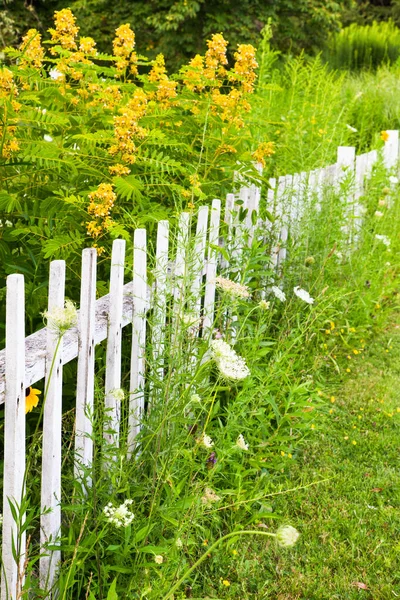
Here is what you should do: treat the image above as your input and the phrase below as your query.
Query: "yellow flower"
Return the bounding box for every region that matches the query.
[19,29,45,68]
[233,43,258,93]
[204,33,228,80]
[346,368,351,373]
[182,54,205,92]
[79,36,97,56]
[380,130,389,142]
[330,396,335,403]
[25,387,41,413]
[280,451,285,456]
[252,141,275,167]
[48,8,79,52]
[222,580,230,587]
[352,440,357,445]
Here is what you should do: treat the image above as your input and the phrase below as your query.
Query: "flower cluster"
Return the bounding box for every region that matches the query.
[109,88,148,164]
[112,24,138,75]
[149,54,177,105]
[201,487,221,506]
[204,33,228,80]
[19,29,45,69]
[0,68,17,99]
[236,434,249,451]
[197,432,214,449]
[79,37,97,56]
[215,276,250,299]
[87,183,117,238]
[275,525,300,547]
[271,286,286,302]
[293,286,314,305]
[232,44,258,93]
[103,499,134,528]
[211,339,250,381]
[211,88,250,127]
[375,234,391,247]
[43,299,77,335]
[252,141,275,167]
[182,54,205,92]
[48,8,79,52]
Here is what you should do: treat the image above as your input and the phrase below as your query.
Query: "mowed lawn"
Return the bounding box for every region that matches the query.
[198,319,400,599]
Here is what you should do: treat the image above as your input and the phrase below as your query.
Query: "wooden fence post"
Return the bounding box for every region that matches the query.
[2,274,25,600]
[383,130,399,170]
[74,248,97,487]
[128,229,147,455]
[40,260,66,594]
[104,240,126,450]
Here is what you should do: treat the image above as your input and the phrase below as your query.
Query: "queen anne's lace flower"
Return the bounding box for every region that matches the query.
[201,487,221,506]
[271,286,286,302]
[375,234,391,247]
[198,432,214,449]
[103,499,134,528]
[236,434,249,451]
[211,339,250,381]
[154,554,164,564]
[293,286,314,305]
[276,525,300,547]
[215,277,250,299]
[43,299,77,335]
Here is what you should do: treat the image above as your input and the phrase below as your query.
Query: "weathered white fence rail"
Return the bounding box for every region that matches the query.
[0,131,398,598]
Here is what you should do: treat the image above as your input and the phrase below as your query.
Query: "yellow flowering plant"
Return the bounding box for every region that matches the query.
[0,11,270,313]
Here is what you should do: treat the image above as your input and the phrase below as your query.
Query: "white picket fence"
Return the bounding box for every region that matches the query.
[0,130,398,599]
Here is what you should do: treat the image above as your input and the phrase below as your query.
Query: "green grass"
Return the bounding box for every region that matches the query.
[192,319,400,599]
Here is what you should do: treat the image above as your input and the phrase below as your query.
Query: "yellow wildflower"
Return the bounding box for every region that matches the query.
[204,33,228,80]
[252,141,275,167]
[113,24,137,74]
[233,44,258,93]
[0,68,17,99]
[380,131,389,142]
[19,29,45,68]
[109,164,131,176]
[182,54,205,91]
[149,54,168,83]
[79,36,97,56]
[26,387,41,413]
[222,580,230,587]
[48,8,79,52]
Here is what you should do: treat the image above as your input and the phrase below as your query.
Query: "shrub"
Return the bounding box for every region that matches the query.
[327,20,400,70]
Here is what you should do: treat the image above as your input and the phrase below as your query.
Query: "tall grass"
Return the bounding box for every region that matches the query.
[327,21,400,71]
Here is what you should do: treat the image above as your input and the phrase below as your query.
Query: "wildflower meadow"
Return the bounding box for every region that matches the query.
[0,5,399,600]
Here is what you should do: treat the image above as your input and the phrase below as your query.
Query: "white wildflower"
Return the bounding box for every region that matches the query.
[5,220,12,228]
[346,124,357,133]
[49,68,64,80]
[276,525,300,547]
[293,286,314,305]
[236,434,249,451]
[43,299,77,335]
[103,499,134,528]
[258,299,270,310]
[110,388,125,402]
[389,175,399,184]
[43,134,53,142]
[374,211,383,218]
[190,393,201,403]
[215,277,250,299]
[154,555,164,564]
[175,537,183,548]
[211,339,250,381]
[375,234,391,247]
[271,286,286,302]
[198,432,214,449]
[201,487,221,506]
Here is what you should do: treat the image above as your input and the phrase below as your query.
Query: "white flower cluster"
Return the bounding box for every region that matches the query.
[154,554,164,564]
[215,277,250,299]
[236,434,249,451]
[197,432,214,448]
[271,286,286,302]
[201,487,221,506]
[275,525,300,547]
[389,175,399,185]
[43,299,78,335]
[258,300,270,310]
[374,211,384,218]
[375,234,391,248]
[293,286,314,305]
[103,499,134,528]
[211,339,250,381]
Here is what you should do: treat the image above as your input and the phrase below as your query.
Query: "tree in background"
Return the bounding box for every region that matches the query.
[1,0,351,68]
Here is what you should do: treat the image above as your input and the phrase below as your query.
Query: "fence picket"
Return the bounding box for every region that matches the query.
[74,248,97,486]
[383,130,399,169]
[128,229,147,454]
[40,260,66,594]
[203,199,221,339]
[221,193,234,269]
[152,220,170,384]
[104,240,126,449]
[2,274,25,600]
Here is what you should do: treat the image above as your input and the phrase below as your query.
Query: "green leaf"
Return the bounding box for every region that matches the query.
[106,578,118,600]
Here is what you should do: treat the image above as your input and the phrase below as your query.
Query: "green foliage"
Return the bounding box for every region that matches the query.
[3,0,350,69]
[327,20,400,70]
